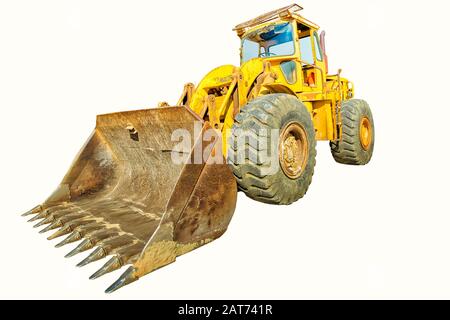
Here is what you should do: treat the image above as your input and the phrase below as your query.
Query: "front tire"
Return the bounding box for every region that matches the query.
[330,99,375,165]
[227,94,316,205]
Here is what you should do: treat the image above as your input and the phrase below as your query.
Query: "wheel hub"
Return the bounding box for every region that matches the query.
[359,117,372,151]
[279,122,308,179]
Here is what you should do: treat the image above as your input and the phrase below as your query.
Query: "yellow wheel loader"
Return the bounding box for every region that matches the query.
[21,4,375,292]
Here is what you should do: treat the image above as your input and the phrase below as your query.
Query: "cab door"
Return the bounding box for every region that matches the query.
[298,30,326,91]
[298,30,333,141]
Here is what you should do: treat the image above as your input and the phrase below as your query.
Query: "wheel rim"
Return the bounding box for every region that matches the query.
[279,122,309,179]
[359,117,372,151]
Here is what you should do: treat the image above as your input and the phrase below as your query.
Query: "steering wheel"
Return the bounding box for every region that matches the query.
[259,52,276,58]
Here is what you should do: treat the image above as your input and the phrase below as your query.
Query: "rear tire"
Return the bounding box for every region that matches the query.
[227,94,316,205]
[330,99,375,165]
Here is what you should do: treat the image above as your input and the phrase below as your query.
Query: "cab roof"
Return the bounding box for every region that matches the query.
[233,4,319,38]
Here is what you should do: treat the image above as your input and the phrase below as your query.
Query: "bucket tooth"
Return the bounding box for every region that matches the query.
[47,225,73,240]
[33,215,54,228]
[22,211,35,217]
[89,256,122,280]
[77,234,136,268]
[89,242,143,280]
[39,220,62,234]
[77,247,106,267]
[22,205,42,217]
[29,206,71,224]
[55,231,82,248]
[28,210,48,222]
[65,239,94,258]
[59,223,104,242]
[105,266,138,294]
[48,220,98,241]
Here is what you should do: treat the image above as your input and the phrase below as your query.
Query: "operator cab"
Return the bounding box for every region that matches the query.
[237,4,327,89]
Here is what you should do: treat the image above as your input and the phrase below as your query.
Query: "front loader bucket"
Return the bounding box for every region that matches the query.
[22,107,237,292]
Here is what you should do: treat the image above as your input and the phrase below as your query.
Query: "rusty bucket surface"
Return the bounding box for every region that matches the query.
[22,107,237,292]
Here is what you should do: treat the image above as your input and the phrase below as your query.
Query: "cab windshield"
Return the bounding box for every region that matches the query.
[241,22,295,64]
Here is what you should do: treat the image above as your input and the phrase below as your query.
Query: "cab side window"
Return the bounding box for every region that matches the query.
[299,36,314,65]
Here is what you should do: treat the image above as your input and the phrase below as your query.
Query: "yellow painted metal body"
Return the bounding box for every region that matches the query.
[177,4,354,156]
[20,4,361,294]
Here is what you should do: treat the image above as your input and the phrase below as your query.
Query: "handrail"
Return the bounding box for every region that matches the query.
[233,4,303,34]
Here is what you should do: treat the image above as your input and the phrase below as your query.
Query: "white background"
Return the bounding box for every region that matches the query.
[0,0,449,299]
